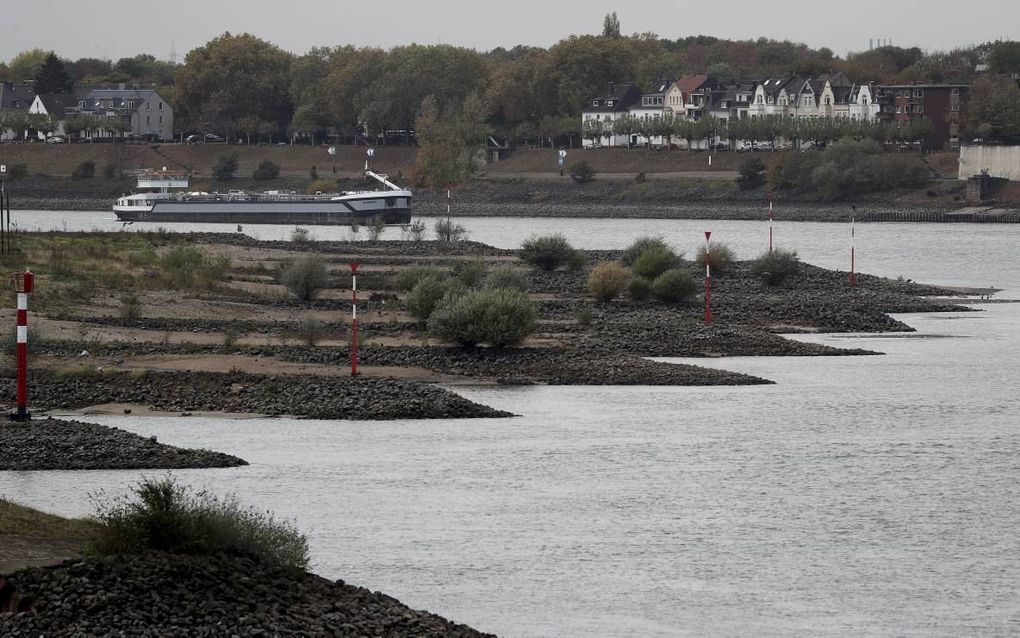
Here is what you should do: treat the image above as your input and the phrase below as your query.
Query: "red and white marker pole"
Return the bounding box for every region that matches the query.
[704,231,713,325]
[849,208,857,287]
[12,270,34,421]
[350,262,359,377]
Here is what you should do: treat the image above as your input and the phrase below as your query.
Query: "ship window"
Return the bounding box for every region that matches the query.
[386,197,396,208]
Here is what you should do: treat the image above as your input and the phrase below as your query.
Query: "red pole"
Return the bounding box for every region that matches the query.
[704,231,712,324]
[13,270,33,421]
[849,208,857,287]
[350,262,359,377]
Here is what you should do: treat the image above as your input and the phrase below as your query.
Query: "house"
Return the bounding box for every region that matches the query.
[581,82,641,148]
[627,81,671,147]
[0,81,38,140]
[29,90,91,138]
[876,84,969,150]
[665,74,719,120]
[72,87,174,141]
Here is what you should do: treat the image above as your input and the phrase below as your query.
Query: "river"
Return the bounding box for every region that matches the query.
[3,211,1020,636]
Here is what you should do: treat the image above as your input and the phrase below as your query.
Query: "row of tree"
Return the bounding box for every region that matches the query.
[584,113,935,149]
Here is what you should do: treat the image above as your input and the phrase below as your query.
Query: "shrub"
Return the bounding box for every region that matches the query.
[627,275,652,301]
[520,234,575,271]
[631,244,681,279]
[119,293,141,321]
[651,268,697,302]
[737,157,767,190]
[223,327,240,352]
[252,160,280,180]
[367,215,386,241]
[72,160,96,180]
[567,249,587,272]
[406,219,426,242]
[588,261,629,301]
[309,165,318,179]
[695,241,735,274]
[103,162,117,179]
[429,288,536,347]
[296,314,324,346]
[452,260,486,287]
[89,475,308,570]
[408,275,464,321]
[393,265,443,291]
[212,152,239,180]
[576,307,594,326]
[621,236,677,266]
[635,171,646,183]
[290,227,312,243]
[279,254,330,301]
[483,266,528,292]
[6,163,28,180]
[569,160,596,183]
[751,248,800,287]
[434,218,467,241]
[160,246,231,289]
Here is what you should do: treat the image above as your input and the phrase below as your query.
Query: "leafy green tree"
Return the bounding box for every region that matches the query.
[968,75,1020,144]
[212,152,239,180]
[413,96,463,188]
[174,33,294,136]
[34,52,73,94]
[602,12,621,38]
[737,157,767,190]
[8,48,48,80]
[987,41,1020,75]
[112,54,176,85]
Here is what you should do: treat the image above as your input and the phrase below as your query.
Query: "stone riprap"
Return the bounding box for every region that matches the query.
[0,552,494,636]
[0,418,246,471]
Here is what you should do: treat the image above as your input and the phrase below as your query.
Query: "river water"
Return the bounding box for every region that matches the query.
[3,210,1020,636]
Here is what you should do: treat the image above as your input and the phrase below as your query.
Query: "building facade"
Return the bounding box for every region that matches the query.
[875,84,968,150]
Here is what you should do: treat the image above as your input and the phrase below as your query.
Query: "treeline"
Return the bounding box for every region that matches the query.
[5,29,1020,146]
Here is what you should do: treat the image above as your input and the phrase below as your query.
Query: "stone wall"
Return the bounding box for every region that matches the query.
[959,144,1020,180]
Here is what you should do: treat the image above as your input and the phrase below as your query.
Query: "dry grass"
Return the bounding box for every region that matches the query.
[0,499,99,541]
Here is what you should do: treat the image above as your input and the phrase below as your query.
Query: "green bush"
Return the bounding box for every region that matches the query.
[621,236,677,266]
[408,275,464,321]
[290,227,312,243]
[6,163,28,180]
[737,157,766,190]
[483,266,528,292]
[631,244,681,280]
[160,246,231,289]
[452,260,487,287]
[569,160,596,183]
[119,293,141,321]
[567,249,587,272]
[393,265,444,291]
[295,314,324,346]
[751,248,800,287]
[252,160,280,181]
[587,261,630,301]
[212,152,239,180]
[627,275,652,301]
[651,268,697,302]
[434,218,467,241]
[279,254,329,301]
[90,475,308,570]
[72,160,96,180]
[695,241,735,274]
[429,288,536,347]
[520,234,575,271]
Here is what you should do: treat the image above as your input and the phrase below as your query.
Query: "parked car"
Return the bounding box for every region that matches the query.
[45,135,66,144]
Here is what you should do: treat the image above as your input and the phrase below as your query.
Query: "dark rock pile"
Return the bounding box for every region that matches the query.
[0,551,493,636]
[0,419,246,471]
[0,370,513,420]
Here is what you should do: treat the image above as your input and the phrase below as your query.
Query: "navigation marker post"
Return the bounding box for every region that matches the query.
[10,270,34,421]
[704,231,713,325]
[350,262,360,377]
[365,147,375,172]
[849,207,857,287]
[558,149,567,176]
[327,146,337,174]
[768,196,774,253]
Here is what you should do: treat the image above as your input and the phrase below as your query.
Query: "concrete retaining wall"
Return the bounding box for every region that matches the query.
[959,145,1020,180]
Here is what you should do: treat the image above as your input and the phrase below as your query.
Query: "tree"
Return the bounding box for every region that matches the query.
[602,12,621,38]
[173,33,294,136]
[968,75,1020,144]
[34,52,73,94]
[280,255,330,302]
[8,49,48,80]
[212,153,239,180]
[737,157,766,190]
[413,96,463,189]
[987,41,1020,75]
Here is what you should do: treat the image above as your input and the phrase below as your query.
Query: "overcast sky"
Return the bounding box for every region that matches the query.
[2,0,1017,63]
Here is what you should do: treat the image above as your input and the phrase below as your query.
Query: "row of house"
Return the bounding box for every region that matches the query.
[583,73,969,151]
[0,81,174,142]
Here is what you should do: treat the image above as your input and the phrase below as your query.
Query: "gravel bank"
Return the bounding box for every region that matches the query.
[0,370,512,420]
[0,418,246,471]
[0,551,493,636]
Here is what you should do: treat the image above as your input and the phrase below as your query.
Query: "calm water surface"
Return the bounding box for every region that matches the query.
[3,209,1020,636]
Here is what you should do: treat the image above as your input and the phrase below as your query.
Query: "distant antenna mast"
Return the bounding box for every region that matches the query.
[169,40,178,64]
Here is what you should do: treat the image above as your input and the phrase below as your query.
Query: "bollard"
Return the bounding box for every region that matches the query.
[10,270,33,421]
[704,231,713,324]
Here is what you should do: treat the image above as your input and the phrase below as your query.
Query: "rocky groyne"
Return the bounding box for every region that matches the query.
[0,551,493,636]
[0,418,246,471]
[0,370,513,420]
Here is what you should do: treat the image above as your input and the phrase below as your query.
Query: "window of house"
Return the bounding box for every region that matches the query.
[146,115,150,124]
[78,100,85,109]
[127,101,135,109]
[593,100,598,107]
[159,116,162,124]
[607,100,614,107]
[904,105,911,113]
[951,88,959,95]
[158,101,163,110]
[952,103,960,111]
[916,105,923,114]
[913,89,923,98]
